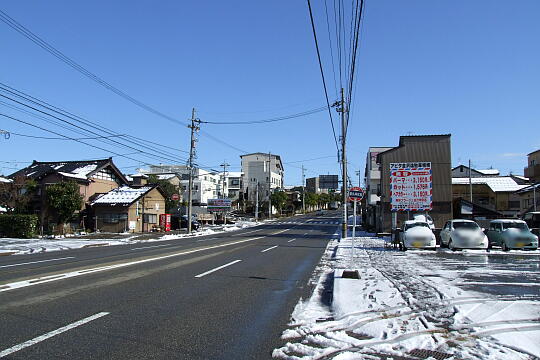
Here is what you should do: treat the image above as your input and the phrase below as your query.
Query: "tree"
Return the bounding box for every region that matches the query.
[0,177,37,214]
[46,181,83,232]
[270,191,288,213]
[147,175,181,213]
[319,193,331,209]
[305,192,319,210]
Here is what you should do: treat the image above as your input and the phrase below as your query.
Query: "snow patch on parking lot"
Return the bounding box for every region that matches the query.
[274,234,540,359]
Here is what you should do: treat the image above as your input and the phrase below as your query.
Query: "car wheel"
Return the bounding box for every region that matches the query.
[449,240,457,252]
[440,238,447,248]
[502,241,509,252]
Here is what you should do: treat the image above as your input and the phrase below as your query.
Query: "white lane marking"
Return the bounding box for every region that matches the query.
[287,238,296,243]
[194,260,242,278]
[130,244,171,251]
[0,312,109,358]
[0,232,278,293]
[261,246,278,253]
[0,257,75,269]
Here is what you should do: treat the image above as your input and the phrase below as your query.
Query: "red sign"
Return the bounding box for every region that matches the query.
[348,187,364,202]
[171,194,180,201]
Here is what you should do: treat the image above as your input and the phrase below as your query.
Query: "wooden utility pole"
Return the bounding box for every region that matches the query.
[339,88,348,238]
[268,151,272,220]
[220,161,229,224]
[187,108,200,234]
[302,165,306,214]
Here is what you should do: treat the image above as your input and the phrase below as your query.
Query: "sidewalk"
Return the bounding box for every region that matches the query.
[274,233,539,359]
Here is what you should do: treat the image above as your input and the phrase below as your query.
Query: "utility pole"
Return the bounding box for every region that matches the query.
[534,183,537,212]
[302,165,306,214]
[220,161,229,224]
[356,170,361,187]
[255,181,259,221]
[468,159,473,203]
[338,87,348,238]
[187,108,201,234]
[268,151,272,220]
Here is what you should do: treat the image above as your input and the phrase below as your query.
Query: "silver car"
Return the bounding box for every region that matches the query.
[440,219,488,251]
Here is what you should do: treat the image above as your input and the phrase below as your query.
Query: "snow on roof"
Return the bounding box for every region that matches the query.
[227,172,243,178]
[491,219,526,223]
[452,177,528,192]
[0,176,13,183]
[477,169,500,175]
[92,186,152,205]
[156,174,177,180]
[58,172,88,180]
[0,206,8,212]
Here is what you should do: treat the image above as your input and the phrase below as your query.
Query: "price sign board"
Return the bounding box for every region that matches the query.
[348,187,364,202]
[390,162,432,211]
[207,198,232,212]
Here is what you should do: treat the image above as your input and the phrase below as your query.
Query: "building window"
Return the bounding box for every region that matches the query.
[143,214,157,224]
[103,213,127,224]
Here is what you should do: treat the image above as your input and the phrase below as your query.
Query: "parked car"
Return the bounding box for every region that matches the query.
[440,219,488,251]
[400,220,436,250]
[413,213,435,230]
[485,219,538,251]
[180,215,200,231]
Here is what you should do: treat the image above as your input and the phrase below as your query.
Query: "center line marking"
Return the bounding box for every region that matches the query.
[195,260,242,278]
[0,257,75,268]
[261,245,278,252]
[287,238,296,243]
[130,244,171,250]
[0,312,109,358]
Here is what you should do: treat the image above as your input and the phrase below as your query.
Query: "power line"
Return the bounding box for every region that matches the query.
[306,0,339,153]
[6,131,128,141]
[200,106,326,125]
[0,9,183,126]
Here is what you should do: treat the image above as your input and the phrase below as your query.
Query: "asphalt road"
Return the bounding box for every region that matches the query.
[0,213,341,359]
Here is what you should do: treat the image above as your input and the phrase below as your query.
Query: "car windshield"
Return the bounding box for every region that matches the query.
[502,222,529,231]
[406,222,429,230]
[453,222,479,230]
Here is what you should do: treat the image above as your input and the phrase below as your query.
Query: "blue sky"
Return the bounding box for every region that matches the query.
[0,1,539,185]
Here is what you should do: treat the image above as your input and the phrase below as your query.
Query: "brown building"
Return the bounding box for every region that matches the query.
[377,135,452,232]
[452,177,526,218]
[524,149,540,183]
[9,158,127,232]
[91,185,166,232]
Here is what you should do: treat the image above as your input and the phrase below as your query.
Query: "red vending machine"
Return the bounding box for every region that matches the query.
[159,214,171,232]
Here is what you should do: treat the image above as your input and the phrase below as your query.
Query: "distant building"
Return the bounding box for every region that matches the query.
[452,165,500,178]
[306,175,338,194]
[138,165,220,205]
[524,149,540,183]
[363,147,393,231]
[452,177,527,218]
[219,171,242,201]
[241,153,284,205]
[377,135,452,232]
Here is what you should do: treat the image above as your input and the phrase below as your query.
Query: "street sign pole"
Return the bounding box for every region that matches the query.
[352,199,357,265]
[348,187,364,267]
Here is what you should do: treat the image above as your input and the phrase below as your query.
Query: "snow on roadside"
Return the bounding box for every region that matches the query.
[274,234,538,359]
[0,221,260,255]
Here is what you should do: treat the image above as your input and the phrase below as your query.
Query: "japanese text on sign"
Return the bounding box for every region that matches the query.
[390,162,432,211]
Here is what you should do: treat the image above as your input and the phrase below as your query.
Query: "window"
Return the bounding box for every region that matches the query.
[143,214,157,224]
[102,213,127,224]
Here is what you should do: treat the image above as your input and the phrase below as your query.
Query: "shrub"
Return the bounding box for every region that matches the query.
[0,214,39,238]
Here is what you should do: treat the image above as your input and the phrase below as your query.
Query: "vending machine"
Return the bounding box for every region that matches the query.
[159,213,171,232]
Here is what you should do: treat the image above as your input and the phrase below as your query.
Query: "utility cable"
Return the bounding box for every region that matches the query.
[306,0,340,154]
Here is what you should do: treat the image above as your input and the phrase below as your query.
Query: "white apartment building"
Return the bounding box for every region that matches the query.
[217,171,243,200]
[140,165,220,205]
[240,153,284,203]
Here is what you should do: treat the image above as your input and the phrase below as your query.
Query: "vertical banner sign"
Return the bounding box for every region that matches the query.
[390,162,432,211]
